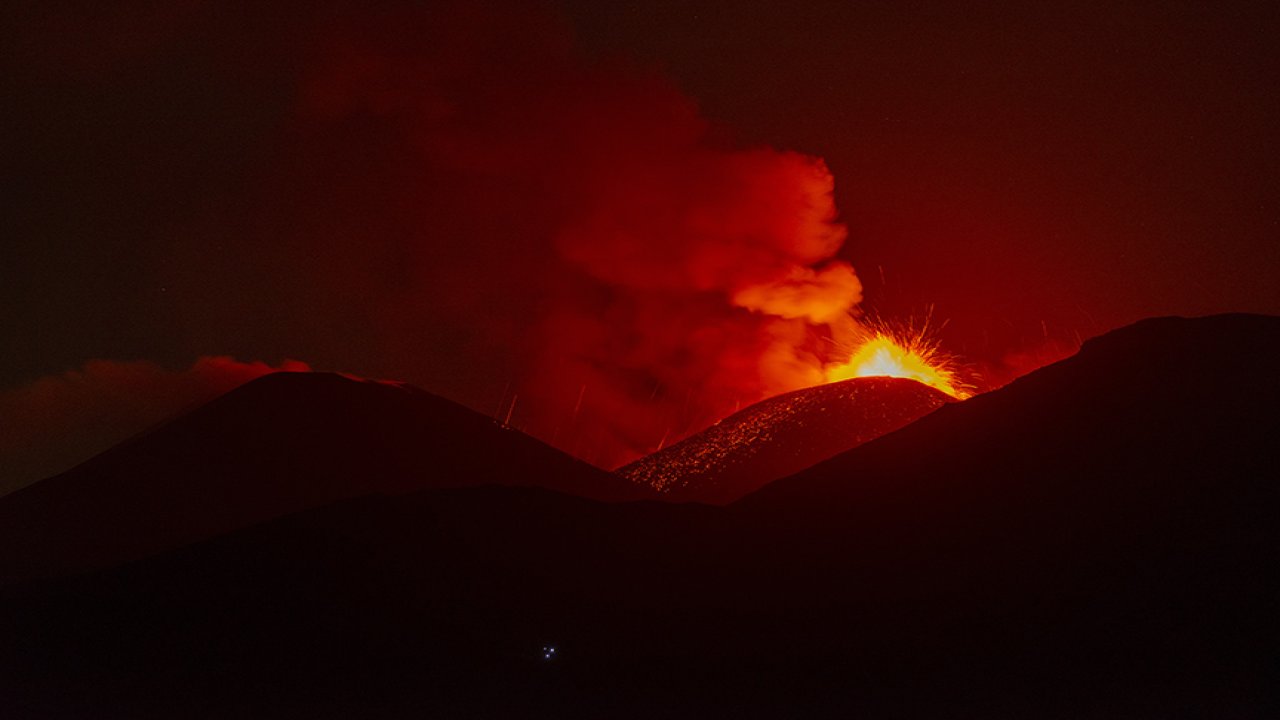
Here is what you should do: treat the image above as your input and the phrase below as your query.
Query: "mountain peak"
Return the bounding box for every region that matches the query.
[0,371,650,585]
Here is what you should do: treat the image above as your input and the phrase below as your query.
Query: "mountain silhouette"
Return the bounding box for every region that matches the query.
[0,314,1276,718]
[620,376,950,503]
[0,372,650,586]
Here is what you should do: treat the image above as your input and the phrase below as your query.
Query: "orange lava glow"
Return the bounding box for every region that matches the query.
[826,331,971,399]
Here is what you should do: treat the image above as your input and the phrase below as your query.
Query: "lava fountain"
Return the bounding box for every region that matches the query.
[825,327,971,399]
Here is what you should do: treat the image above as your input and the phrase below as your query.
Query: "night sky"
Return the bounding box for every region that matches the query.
[4,1,1278,482]
[567,1,1280,341]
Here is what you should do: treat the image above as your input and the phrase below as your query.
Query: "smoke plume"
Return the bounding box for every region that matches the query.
[4,1,865,470]
[272,3,865,466]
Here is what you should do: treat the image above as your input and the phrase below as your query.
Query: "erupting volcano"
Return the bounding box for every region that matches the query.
[618,319,970,502]
[825,327,970,399]
[4,1,1277,717]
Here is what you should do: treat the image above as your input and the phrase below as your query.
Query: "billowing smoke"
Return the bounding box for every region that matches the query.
[275,2,864,467]
[532,148,862,465]
[4,1,865,471]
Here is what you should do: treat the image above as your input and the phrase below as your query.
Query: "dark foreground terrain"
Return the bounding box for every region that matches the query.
[1,314,1277,718]
[0,373,649,585]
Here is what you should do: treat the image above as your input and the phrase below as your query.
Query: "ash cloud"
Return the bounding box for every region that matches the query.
[4,1,864,470]
[274,2,865,467]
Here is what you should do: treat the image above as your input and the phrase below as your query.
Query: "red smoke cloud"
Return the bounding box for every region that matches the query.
[537,139,862,465]
[0,357,308,494]
[3,2,874,471]
[278,3,864,467]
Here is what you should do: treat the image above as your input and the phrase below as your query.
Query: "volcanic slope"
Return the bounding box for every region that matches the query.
[1,314,1278,718]
[0,372,650,585]
[620,376,950,504]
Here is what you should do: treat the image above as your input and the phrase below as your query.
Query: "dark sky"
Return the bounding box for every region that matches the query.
[563,1,1280,339]
[3,0,1279,473]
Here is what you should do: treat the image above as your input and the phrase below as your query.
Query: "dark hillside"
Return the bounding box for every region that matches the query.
[0,372,649,585]
[2,315,1276,718]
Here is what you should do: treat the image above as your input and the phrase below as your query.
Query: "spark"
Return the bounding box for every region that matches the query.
[504,393,519,426]
[571,384,586,423]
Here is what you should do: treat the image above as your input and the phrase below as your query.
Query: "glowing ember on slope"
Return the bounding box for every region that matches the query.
[825,328,971,399]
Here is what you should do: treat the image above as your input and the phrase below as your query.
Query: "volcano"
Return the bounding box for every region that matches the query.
[1,315,1277,718]
[0,372,650,586]
[621,376,951,504]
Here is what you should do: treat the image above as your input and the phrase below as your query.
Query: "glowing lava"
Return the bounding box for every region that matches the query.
[826,331,970,399]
